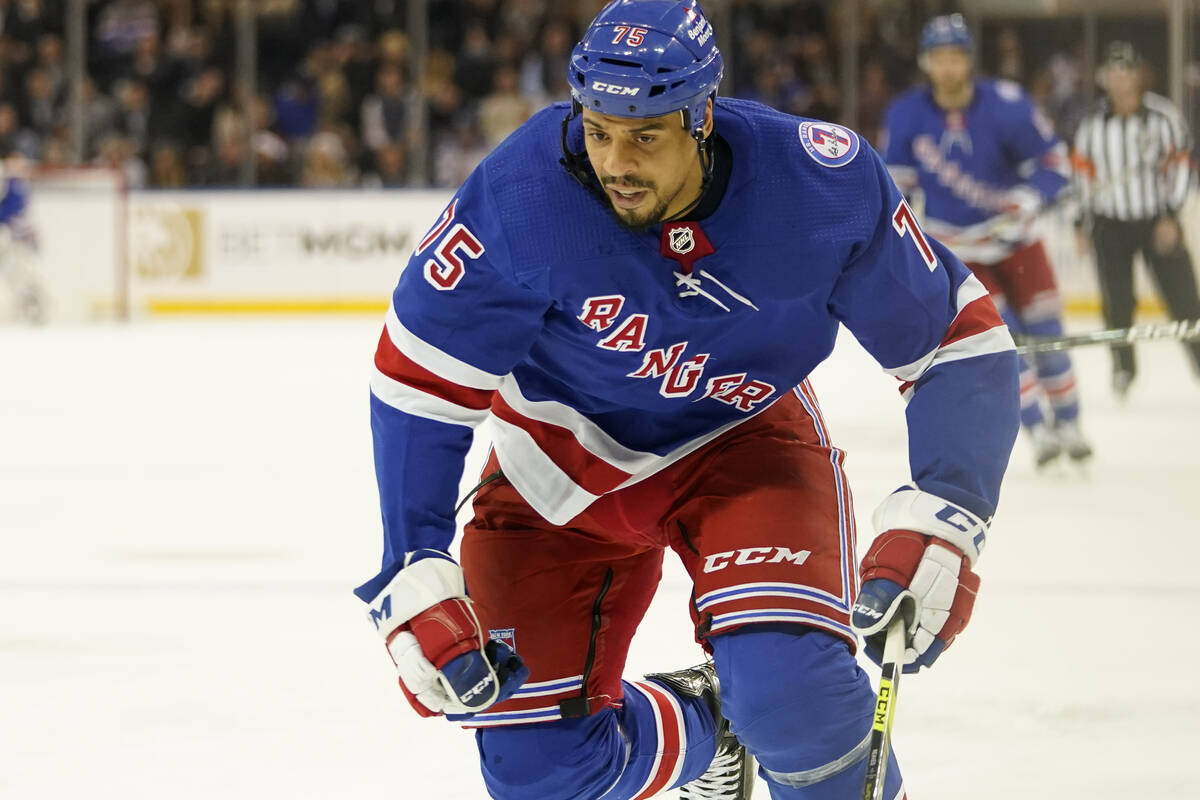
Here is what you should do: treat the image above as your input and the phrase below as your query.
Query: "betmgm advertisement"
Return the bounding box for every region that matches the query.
[130,190,453,314]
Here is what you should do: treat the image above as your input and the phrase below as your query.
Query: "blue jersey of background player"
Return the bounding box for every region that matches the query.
[357,3,1019,799]
[882,14,1091,468]
[0,157,41,323]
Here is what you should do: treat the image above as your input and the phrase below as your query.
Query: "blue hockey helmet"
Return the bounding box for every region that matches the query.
[567,0,724,139]
[919,14,974,56]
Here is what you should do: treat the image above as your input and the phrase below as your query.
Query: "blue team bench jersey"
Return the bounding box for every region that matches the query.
[367,98,1019,569]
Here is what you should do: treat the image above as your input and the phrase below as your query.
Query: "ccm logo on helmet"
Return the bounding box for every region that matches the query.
[703,547,811,573]
[591,81,640,96]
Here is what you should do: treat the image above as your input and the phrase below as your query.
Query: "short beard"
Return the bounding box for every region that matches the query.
[601,176,686,232]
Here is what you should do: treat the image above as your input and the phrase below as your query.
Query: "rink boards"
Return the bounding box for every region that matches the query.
[27,184,1200,320]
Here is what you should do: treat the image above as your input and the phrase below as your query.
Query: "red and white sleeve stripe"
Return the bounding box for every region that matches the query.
[885,273,1015,401]
[370,305,504,427]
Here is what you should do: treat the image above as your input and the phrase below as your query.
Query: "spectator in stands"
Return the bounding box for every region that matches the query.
[149,143,189,187]
[361,63,410,152]
[80,77,118,159]
[456,24,496,101]
[2,0,51,75]
[95,0,161,82]
[361,142,409,188]
[0,102,37,158]
[200,133,247,186]
[274,77,318,141]
[21,68,60,145]
[114,79,152,155]
[519,18,574,107]
[18,0,880,187]
[301,130,355,187]
[41,134,71,170]
[433,116,487,188]
[478,64,531,149]
[95,133,147,188]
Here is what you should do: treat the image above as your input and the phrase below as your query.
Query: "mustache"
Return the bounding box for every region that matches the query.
[601,175,656,190]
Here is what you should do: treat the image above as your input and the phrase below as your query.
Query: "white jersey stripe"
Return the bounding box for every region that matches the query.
[370,370,491,427]
[884,273,993,383]
[386,305,505,390]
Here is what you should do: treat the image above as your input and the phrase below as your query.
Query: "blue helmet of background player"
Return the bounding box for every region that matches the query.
[566,0,723,141]
[919,14,974,60]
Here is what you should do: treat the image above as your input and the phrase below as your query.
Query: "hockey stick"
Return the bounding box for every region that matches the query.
[861,617,907,800]
[1014,318,1200,354]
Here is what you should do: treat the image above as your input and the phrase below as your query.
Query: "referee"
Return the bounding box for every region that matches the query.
[1073,41,1200,395]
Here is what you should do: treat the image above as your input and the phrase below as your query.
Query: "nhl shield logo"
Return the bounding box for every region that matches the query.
[668,225,695,255]
[489,627,517,653]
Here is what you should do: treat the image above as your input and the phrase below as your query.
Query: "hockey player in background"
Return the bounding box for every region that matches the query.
[882,15,1091,468]
[0,153,42,324]
[356,3,1018,799]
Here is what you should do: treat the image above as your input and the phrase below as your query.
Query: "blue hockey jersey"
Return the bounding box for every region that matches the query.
[881,78,1070,264]
[360,98,1019,594]
[0,175,29,225]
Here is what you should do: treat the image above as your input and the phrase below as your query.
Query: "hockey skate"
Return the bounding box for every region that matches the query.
[1054,419,1093,462]
[645,663,755,800]
[1112,368,1134,401]
[1029,422,1062,468]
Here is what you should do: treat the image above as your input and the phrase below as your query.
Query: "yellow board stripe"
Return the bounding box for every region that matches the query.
[146,298,390,314]
[1063,297,1164,316]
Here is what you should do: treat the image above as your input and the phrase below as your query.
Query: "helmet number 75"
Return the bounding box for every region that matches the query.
[611,26,648,46]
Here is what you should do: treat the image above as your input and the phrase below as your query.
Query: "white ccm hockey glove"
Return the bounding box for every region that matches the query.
[851,486,986,673]
[364,550,528,719]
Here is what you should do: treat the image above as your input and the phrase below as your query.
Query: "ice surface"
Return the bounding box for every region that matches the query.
[2,318,1197,799]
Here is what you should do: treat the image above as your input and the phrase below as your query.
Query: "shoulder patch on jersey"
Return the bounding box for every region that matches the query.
[994,80,1024,103]
[798,121,860,168]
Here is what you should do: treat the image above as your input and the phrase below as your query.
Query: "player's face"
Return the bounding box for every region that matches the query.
[924,47,972,93]
[582,107,707,230]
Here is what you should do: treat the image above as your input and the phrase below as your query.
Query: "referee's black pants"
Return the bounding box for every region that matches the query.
[1091,215,1200,378]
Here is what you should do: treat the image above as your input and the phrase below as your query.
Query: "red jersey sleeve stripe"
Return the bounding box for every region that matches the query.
[940,294,1005,348]
[375,327,494,410]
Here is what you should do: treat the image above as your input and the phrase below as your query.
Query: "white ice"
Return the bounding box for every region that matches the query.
[2,318,1198,799]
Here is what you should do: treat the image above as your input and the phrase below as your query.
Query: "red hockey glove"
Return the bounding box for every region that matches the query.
[365,551,528,719]
[851,487,986,672]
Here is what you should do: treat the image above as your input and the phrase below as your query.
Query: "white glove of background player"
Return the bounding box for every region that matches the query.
[365,550,528,719]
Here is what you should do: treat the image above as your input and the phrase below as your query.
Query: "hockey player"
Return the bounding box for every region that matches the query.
[357,3,1019,799]
[882,14,1091,467]
[0,154,42,324]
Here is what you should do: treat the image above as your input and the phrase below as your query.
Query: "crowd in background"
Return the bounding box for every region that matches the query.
[0,0,1183,189]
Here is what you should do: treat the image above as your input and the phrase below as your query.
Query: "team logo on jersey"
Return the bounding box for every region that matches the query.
[488,627,517,653]
[798,121,860,168]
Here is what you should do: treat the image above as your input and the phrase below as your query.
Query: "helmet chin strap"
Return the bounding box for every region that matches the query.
[659,130,714,224]
[559,100,607,201]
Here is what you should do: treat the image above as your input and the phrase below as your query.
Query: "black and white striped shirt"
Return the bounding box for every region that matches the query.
[1073,92,1193,221]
